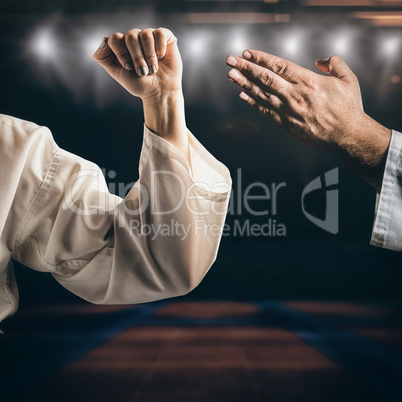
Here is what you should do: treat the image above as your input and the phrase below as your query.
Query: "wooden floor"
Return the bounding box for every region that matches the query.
[1,301,402,402]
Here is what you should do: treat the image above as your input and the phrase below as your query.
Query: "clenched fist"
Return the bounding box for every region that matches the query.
[94,27,182,101]
[93,27,189,163]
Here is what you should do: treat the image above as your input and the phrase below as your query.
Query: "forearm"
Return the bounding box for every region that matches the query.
[143,91,191,169]
[332,114,392,192]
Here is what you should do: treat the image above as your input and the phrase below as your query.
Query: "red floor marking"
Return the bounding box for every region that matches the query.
[284,301,395,317]
[9,301,399,402]
[14,325,384,402]
[153,301,260,319]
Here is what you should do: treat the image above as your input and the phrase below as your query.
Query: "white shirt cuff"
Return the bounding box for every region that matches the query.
[371,130,402,251]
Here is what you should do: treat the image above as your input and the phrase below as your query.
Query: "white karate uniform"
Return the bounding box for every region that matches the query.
[0,114,231,326]
[371,130,402,251]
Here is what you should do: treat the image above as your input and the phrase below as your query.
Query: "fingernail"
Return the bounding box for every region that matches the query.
[316,57,330,64]
[239,92,249,101]
[226,55,237,67]
[149,65,157,75]
[125,61,134,71]
[157,55,164,61]
[100,37,108,49]
[228,69,240,81]
[137,66,149,76]
[243,50,252,60]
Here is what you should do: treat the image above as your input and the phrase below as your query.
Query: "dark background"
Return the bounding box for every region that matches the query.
[1,0,402,305]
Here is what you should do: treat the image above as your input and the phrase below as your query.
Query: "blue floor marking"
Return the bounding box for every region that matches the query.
[0,301,167,402]
[255,301,402,402]
[2,300,402,402]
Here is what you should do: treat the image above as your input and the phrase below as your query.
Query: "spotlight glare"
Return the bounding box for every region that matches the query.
[284,36,299,56]
[334,37,348,55]
[84,34,103,60]
[383,37,400,56]
[232,36,247,54]
[190,37,206,56]
[33,29,56,60]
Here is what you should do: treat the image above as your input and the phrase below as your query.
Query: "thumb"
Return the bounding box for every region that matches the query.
[315,55,353,80]
[93,37,121,78]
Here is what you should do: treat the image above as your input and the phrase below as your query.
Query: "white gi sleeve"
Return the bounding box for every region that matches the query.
[12,124,232,304]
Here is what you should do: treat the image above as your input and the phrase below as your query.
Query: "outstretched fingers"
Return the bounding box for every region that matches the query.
[241,50,312,84]
[239,91,282,125]
[226,55,290,99]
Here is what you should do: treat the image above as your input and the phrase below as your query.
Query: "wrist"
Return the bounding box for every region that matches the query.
[142,88,183,106]
[332,113,392,191]
[142,90,186,135]
[142,89,191,164]
[335,113,391,164]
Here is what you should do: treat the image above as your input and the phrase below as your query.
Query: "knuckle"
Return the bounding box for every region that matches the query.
[260,91,271,102]
[254,52,262,64]
[132,55,146,63]
[290,93,304,106]
[243,79,253,92]
[330,54,341,64]
[258,90,270,103]
[248,84,259,96]
[154,28,167,38]
[109,32,124,44]
[301,76,318,91]
[289,91,305,107]
[125,28,141,37]
[125,31,138,41]
[139,30,153,41]
[263,108,274,119]
[288,116,302,129]
[261,72,274,88]
[146,54,158,61]
[272,61,287,76]
[154,32,167,44]
[255,52,270,67]
[243,62,254,75]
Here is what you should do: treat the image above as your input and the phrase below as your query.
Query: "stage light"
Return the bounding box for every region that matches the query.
[83,33,104,61]
[231,36,247,54]
[32,29,56,60]
[333,37,348,55]
[382,37,400,57]
[283,36,299,56]
[190,37,206,56]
